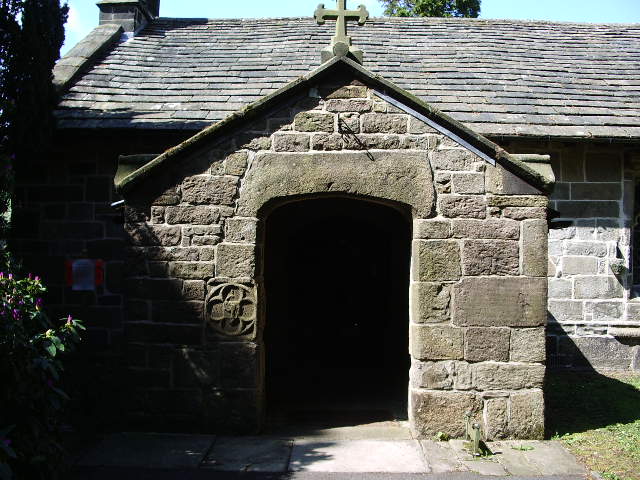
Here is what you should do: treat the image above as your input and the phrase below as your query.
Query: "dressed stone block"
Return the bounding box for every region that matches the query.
[411,282,451,323]
[453,277,547,327]
[216,243,255,278]
[412,240,461,282]
[508,390,545,439]
[411,390,481,438]
[411,325,464,360]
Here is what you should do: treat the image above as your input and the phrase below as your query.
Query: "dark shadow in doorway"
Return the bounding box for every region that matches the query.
[263,196,412,431]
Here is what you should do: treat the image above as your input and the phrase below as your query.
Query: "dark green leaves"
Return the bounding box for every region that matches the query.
[380,0,481,18]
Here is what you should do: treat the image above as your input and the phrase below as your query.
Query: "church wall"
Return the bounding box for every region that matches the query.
[118,80,548,438]
[11,130,192,429]
[499,139,640,372]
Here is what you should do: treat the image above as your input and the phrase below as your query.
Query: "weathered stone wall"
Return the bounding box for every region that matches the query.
[11,130,191,429]
[499,139,640,372]
[119,79,548,438]
[410,164,547,440]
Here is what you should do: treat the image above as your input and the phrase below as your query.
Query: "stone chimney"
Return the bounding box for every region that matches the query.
[96,0,159,33]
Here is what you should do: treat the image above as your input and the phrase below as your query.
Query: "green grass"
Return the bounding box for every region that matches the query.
[546,372,640,480]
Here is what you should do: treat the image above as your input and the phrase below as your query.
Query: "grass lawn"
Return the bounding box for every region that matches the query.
[546,371,640,480]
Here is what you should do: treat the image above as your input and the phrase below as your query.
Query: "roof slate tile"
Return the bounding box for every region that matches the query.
[55,16,640,138]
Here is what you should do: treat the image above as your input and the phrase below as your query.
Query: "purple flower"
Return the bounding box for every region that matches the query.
[67,315,73,325]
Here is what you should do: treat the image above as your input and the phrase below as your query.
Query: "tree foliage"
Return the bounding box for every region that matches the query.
[0,3,76,479]
[0,0,68,267]
[380,0,481,17]
[0,274,84,480]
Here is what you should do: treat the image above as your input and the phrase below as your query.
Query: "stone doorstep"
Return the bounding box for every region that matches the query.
[74,432,590,476]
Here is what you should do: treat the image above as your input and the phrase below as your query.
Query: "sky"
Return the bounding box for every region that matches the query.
[62,0,640,55]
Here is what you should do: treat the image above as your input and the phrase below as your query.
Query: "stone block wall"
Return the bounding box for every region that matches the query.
[12,131,190,429]
[410,183,547,439]
[499,139,640,371]
[118,77,548,438]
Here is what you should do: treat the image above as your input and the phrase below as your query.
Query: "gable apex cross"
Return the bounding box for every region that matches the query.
[314,0,369,64]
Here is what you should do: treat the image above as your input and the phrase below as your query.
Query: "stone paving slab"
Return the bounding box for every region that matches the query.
[272,422,413,441]
[70,468,589,479]
[290,440,427,473]
[420,440,467,473]
[494,441,588,476]
[447,440,509,476]
[418,440,588,477]
[76,432,215,468]
[72,432,589,478]
[490,442,543,476]
[202,437,293,472]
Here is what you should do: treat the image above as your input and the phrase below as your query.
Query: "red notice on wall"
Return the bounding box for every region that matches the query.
[65,259,104,291]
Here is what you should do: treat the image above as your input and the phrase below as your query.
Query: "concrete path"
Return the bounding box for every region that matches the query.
[69,424,590,479]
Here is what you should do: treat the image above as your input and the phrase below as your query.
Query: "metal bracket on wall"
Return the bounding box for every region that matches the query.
[372,89,496,166]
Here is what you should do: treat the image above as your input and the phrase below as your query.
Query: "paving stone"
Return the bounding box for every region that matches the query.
[419,440,467,473]
[510,440,588,475]
[491,441,543,475]
[77,433,215,468]
[288,423,413,441]
[289,440,427,473]
[202,437,292,472]
[448,440,509,476]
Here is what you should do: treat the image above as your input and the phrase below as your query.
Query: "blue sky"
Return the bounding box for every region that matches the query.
[62,0,640,55]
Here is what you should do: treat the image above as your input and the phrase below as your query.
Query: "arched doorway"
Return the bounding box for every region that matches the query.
[263,196,411,426]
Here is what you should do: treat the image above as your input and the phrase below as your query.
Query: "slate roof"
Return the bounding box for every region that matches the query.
[56,16,640,139]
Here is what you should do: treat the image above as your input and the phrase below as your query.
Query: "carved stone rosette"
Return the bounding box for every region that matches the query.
[205,282,256,337]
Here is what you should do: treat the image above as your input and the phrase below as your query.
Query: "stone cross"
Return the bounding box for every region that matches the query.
[314,0,369,63]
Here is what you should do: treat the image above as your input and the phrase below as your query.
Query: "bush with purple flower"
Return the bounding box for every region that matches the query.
[0,272,84,480]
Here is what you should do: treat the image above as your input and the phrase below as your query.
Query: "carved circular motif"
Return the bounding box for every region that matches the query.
[205,283,256,337]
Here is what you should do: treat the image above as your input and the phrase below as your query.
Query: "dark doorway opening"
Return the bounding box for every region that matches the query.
[264,197,411,428]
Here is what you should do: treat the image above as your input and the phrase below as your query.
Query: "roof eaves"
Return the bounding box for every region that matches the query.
[53,24,123,95]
